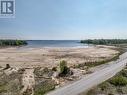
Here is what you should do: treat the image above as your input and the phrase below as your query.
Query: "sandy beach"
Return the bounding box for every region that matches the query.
[0,46,119,68]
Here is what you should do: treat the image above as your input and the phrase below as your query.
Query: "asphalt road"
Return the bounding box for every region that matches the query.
[46,52,127,95]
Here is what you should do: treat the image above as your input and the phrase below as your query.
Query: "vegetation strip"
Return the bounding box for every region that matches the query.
[81,39,127,45]
[0,40,27,47]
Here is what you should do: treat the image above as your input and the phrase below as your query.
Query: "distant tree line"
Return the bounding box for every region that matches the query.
[0,40,27,46]
[80,39,127,45]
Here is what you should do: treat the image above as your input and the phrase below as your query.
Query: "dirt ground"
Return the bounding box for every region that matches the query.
[0,46,119,68]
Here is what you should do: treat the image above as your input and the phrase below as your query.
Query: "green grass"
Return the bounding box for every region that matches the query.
[109,69,127,86]
[109,76,127,86]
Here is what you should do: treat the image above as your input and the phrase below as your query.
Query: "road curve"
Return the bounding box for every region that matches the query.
[46,52,127,95]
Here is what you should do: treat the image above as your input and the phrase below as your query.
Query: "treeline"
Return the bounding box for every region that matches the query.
[80,39,127,45]
[0,40,27,46]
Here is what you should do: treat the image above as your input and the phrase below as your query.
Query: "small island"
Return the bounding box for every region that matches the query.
[0,40,27,47]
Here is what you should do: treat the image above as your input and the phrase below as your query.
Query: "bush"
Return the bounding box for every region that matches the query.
[110,76,127,86]
[120,69,127,77]
[99,82,111,91]
[59,60,69,75]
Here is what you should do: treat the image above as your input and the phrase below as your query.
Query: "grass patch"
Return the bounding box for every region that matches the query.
[109,76,127,86]
[0,84,7,93]
[74,54,120,68]
[0,69,23,95]
[34,80,55,95]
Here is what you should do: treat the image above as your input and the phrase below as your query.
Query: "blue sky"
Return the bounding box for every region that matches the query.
[0,0,127,40]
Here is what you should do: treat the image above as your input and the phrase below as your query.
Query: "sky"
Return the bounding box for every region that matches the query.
[0,0,127,40]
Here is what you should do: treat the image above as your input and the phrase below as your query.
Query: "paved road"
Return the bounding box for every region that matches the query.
[46,52,127,95]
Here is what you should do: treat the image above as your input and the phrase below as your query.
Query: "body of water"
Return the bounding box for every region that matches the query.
[24,40,88,48]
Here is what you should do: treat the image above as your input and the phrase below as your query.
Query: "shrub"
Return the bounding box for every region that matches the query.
[120,69,127,77]
[34,80,55,95]
[52,67,57,71]
[43,67,49,73]
[59,60,69,75]
[3,64,10,70]
[109,76,127,86]
[99,82,111,91]
[34,67,51,77]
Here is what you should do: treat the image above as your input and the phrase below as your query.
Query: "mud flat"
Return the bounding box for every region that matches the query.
[0,46,119,68]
